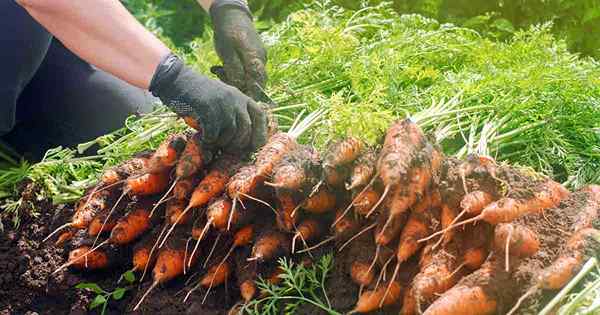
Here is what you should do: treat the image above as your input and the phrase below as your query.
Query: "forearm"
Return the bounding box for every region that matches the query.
[196,0,214,11]
[16,0,170,89]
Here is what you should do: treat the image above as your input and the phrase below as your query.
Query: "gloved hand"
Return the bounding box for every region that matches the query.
[210,0,267,100]
[149,53,267,152]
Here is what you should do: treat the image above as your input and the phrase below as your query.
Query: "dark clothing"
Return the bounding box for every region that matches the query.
[0,2,155,160]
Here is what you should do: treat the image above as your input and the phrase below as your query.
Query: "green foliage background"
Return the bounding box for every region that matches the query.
[123,0,600,59]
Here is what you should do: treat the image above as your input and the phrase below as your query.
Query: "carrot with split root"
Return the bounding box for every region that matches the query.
[421,179,569,243]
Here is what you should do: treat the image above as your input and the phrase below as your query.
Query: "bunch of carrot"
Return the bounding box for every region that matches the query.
[46,117,600,314]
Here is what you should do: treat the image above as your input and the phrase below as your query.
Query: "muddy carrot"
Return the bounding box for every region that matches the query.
[353,186,381,216]
[55,229,75,246]
[303,186,336,214]
[292,218,325,253]
[351,261,375,286]
[200,262,232,288]
[132,227,162,273]
[125,170,171,196]
[145,134,187,173]
[67,244,120,270]
[249,230,290,262]
[133,245,188,311]
[110,207,154,245]
[268,145,319,191]
[351,281,402,313]
[347,149,376,190]
[397,211,431,263]
[173,177,196,200]
[493,223,539,258]
[422,179,569,242]
[276,191,299,232]
[323,164,350,188]
[400,287,417,315]
[324,137,362,168]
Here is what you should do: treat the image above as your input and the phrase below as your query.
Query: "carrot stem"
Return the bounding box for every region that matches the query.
[203,233,221,268]
[150,178,179,217]
[92,189,128,248]
[160,204,193,248]
[43,222,72,242]
[366,184,389,218]
[339,223,377,252]
[133,281,158,311]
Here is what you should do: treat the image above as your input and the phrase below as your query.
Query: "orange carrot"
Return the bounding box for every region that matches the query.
[412,246,460,305]
[400,287,417,315]
[255,132,298,178]
[249,230,290,262]
[292,218,325,253]
[164,199,189,225]
[173,177,196,200]
[67,245,116,270]
[240,279,257,302]
[423,260,500,315]
[176,132,206,178]
[303,186,336,214]
[572,185,600,232]
[353,186,381,216]
[132,227,162,273]
[378,120,426,188]
[72,189,114,229]
[351,261,375,286]
[460,190,495,217]
[134,245,188,311]
[268,145,320,192]
[422,179,569,242]
[214,225,255,273]
[423,286,497,315]
[538,228,600,289]
[351,281,402,313]
[324,137,362,168]
[347,149,376,190]
[323,164,350,188]
[161,158,236,248]
[110,207,153,245]
[275,191,298,232]
[145,134,187,173]
[397,211,431,263]
[200,261,232,288]
[493,223,539,258]
[55,229,74,246]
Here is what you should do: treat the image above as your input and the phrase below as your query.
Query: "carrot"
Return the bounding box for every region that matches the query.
[173,176,196,200]
[160,157,237,248]
[110,206,153,245]
[55,229,74,246]
[422,178,569,242]
[163,199,188,225]
[87,198,128,237]
[539,228,600,289]
[347,149,376,190]
[132,227,162,273]
[267,145,320,192]
[255,132,298,179]
[378,120,426,188]
[275,191,298,232]
[201,261,232,288]
[226,165,260,203]
[374,200,407,246]
[460,190,495,217]
[240,279,257,302]
[292,218,325,253]
[400,287,417,315]
[145,134,187,173]
[397,211,432,263]
[44,188,115,243]
[493,223,539,270]
[423,260,501,315]
[374,144,443,241]
[133,245,188,311]
[249,230,290,262]
[423,285,497,315]
[67,244,120,270]
[213,225,255,273]
[350,281,402,314]
[125,170,171,196]
[412,246,460,305]
[324,137,362,168]
[333,209,360,242]
[323,164,350,188]
[571,185,600,232]
[352,186,381,216]
[176,132,207,178]
[351,261,375,286]
[303,186,336,214]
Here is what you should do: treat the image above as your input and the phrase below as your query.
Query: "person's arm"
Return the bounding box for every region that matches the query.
[16,0,169,89]
[16,0,267,151]
[196,0,214,11]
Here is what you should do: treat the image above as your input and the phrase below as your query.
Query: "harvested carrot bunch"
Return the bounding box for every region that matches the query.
[49,118,598,315]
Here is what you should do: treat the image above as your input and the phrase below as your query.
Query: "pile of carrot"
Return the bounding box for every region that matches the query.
[47,117,600,314]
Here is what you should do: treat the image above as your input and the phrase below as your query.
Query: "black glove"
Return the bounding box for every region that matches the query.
[150,53,267,152]
[210,0,267,100]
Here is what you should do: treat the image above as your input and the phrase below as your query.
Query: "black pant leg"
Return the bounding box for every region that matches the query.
[3,40,157,160]
[0,1,52,135]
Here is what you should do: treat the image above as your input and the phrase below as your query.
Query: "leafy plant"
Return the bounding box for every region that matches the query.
[241,254,339,315]
[76,270,136,315]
